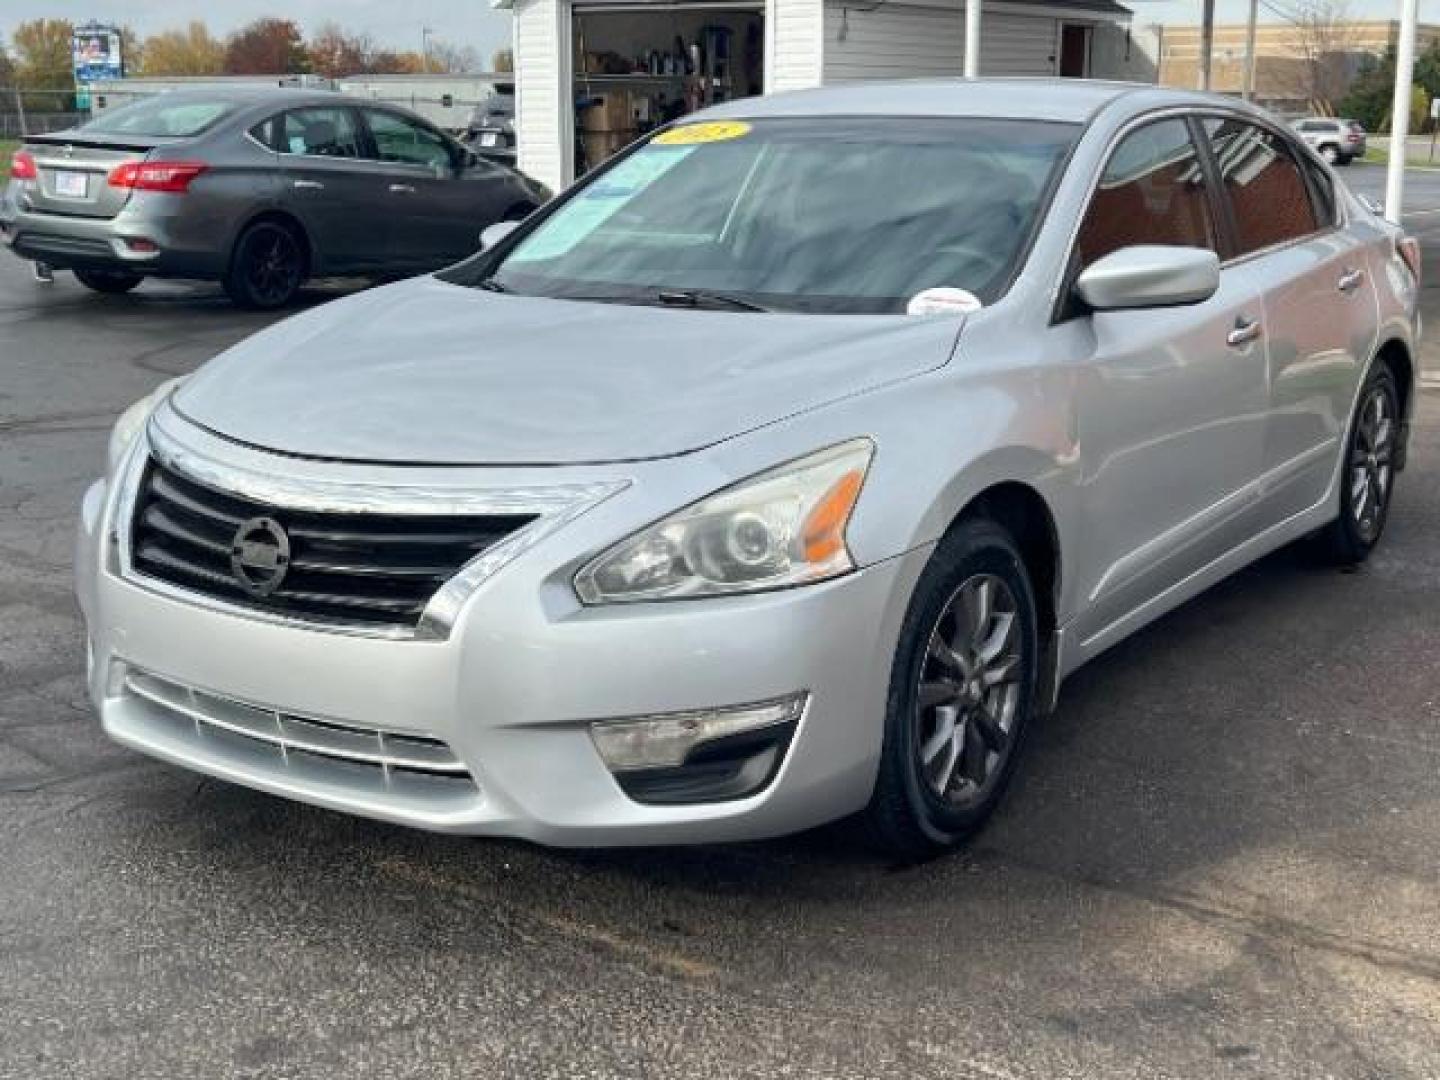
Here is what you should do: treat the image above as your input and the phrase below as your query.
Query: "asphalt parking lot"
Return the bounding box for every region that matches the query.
[2,162,1439,1079]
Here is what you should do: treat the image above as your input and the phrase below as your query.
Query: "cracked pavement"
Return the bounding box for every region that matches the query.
[1,164,1438,1079]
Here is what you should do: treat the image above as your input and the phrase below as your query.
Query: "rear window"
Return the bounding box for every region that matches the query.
[81,97,232,137]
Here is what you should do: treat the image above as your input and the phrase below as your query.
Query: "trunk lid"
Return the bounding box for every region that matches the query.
[20,132,178,219]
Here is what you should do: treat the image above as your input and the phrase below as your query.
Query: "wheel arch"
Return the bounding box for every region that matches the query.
[1374,336,1415,468]
[941,477,1064,712]
[229,209,314,278]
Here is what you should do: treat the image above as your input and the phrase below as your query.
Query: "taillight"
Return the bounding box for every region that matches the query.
[1347,133,1361,143]
[10,150,37,181]
[1398,236,1422,285]
[108,161,208,193]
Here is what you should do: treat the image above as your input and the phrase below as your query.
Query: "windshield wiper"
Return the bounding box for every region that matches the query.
[656,289,772,313]
[476,278,509,293]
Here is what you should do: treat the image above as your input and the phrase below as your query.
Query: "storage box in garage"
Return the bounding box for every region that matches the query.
[581,128,637,166]
[580,91,635,132]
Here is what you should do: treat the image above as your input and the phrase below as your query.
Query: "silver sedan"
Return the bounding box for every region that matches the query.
[76,80,1420,860]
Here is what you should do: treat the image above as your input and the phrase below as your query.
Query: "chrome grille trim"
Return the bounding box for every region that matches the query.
[124,668,472,782]
[106,412,630,641]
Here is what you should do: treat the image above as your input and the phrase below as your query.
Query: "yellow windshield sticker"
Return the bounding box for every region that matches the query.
[653,121,752,146]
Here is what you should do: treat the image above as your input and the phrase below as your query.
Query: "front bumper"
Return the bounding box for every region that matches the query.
[76,437,928,846]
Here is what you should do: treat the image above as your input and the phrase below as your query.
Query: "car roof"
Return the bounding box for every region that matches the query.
[699,78,1263,125]
[102,87,423,116]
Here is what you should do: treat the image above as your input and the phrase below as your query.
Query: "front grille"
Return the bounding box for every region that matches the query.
[123,667,478,798]
[129,458,535,629]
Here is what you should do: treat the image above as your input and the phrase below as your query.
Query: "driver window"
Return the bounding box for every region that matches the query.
[363,109,454,170]
[1076,119,1219,267]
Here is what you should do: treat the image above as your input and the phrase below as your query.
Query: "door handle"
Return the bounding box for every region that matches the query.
[1337,267,1366,293]
[389,183,417,194]
[291,180,325,191]
[1227,316,1263,348]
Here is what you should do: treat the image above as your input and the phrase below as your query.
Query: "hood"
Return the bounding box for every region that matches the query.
[173,277,963,466]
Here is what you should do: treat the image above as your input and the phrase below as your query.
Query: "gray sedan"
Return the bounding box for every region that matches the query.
[1,89,548,307]
[77,80,1419,860]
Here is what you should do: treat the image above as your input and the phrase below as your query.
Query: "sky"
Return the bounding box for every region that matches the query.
[0,1,515,65]
[0,0,1434,63]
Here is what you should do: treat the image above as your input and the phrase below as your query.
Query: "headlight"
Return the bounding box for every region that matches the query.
[106,378,185,476]
[574,439,874,604]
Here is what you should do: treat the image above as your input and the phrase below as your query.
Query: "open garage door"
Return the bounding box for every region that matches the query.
[571,1,766,176]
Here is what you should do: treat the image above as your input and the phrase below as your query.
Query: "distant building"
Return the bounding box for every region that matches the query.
[1156,19,1440,115]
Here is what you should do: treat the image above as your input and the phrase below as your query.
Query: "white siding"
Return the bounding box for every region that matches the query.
[823,3,963,82]
[977,12,1058,76]
[821,3,1060,82]
[769,0,825,91]
[515,0,568,192]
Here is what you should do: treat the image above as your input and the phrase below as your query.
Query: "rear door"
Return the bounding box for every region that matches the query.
[266,106,393,272]
[358,108,505,267]
[1197,117,1375,523]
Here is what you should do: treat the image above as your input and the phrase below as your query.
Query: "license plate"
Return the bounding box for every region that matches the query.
[480,132,500,148]
[53,170,88,198]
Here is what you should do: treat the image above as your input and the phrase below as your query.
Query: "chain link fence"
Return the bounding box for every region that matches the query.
[0,88,87,140]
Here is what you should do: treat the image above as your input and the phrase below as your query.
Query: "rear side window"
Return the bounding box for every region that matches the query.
[277,108,362,158]
[1076,118,1219,267]
[1201,119,1319,255]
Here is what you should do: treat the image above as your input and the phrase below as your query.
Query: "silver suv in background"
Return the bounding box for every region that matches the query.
[1,89,547,308]
[1293,117,1367,164]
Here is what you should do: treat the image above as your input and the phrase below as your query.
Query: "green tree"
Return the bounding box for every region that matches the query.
[11,18,74,112]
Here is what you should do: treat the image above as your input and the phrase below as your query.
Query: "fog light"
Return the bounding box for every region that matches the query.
[591,693,807,805]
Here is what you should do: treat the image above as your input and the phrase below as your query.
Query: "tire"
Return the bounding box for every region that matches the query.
[1320,144,1340,164]
[864,517,1040,862]
[224,220,306,310]
[1312,364,1400,565]
[74,269,142,295]
[1337,153,1354,166]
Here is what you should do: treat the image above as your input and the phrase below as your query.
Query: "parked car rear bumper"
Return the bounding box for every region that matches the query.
[0,186,228,278]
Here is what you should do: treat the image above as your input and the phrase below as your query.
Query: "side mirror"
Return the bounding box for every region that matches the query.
[479,220,521,251]
[1075,245,1220,311]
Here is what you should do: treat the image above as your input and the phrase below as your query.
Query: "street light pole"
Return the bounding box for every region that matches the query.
[964,0,981,77]
[422,26,434,74]
[1242,0,1259,101]
[1385,0,1420,223]
[1199,0,1216,91]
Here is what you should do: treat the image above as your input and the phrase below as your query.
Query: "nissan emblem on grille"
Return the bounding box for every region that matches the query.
[229,517,290,596]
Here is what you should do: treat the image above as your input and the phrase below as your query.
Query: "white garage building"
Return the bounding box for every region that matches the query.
[496,0,1148,191]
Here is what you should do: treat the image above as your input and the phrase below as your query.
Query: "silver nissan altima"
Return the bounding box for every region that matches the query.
[77,80,1420,859]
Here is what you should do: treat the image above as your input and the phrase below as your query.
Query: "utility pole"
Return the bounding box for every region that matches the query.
[964,0,981,77]
[1242,0,1260,101]
[1199,0,1216,91]
[422,26,434,74]
[1385,0,1420,222]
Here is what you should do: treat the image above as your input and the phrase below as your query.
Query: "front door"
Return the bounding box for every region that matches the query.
[1063,117,1270,659]
[360,108,507,268]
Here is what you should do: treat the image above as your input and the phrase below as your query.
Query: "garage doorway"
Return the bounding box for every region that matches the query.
[1058,23,1091,77]
[571,2,765,176]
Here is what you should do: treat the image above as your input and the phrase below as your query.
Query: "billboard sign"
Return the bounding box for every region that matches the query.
[73,25,124,84]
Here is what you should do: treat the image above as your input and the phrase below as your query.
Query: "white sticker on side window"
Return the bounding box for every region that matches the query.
[508,146,696,262]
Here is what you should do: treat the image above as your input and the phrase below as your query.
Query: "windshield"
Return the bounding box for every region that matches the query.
[451,117,1077,313]
[81,97,234,138]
